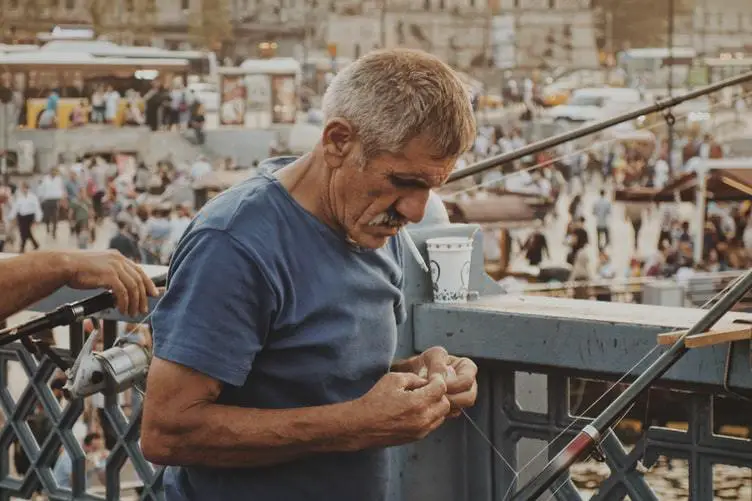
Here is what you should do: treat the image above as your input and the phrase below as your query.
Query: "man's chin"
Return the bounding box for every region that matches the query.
[346,229,396,250]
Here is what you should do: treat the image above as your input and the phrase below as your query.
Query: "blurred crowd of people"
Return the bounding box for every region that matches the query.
[0,152,221,266]
[449,118,751,297]
[32,79,206,144]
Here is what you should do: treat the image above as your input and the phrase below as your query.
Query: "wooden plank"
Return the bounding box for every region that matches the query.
[685,325,752,348]
[657,325,752,347]
[657,330,687,345]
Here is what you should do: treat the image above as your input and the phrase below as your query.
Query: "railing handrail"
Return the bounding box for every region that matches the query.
[518,269,744,292]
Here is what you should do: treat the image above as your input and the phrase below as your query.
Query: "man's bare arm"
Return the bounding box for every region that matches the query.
[0,252,76,320]
[0,250,158,321]
[141,357,451,469]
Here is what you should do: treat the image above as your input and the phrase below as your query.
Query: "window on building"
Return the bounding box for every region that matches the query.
[65,0,76,10]
[355,44,361,59]
[10,0,19,9]
[549,0,556,8]
[182,0,190,11]
[125,0,134,12]
[439,0,445,10]
[424,0,431,11]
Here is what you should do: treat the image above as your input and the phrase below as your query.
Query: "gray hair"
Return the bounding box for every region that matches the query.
[322,49,476,160]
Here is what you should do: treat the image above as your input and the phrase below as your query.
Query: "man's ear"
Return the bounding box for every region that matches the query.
[322,118,356,169]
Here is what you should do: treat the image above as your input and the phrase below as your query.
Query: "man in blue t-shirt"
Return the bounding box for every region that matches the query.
[142,49,480,501]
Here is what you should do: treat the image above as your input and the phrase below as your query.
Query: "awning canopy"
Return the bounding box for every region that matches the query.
[615,168,752,202]
[0,51,189,72]
[443,195,539,228]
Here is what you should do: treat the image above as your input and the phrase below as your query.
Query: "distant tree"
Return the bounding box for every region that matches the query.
[130,0,158,45]
[4,1,54,40]
[189,0,235,52]
[85,0,113,38]
[593,0,693,50]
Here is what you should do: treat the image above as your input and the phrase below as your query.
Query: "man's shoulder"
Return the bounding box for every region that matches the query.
[192,175,276,227]
[182,174,290,257]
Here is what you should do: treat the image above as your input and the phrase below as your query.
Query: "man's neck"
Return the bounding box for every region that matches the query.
[274,153,340,233]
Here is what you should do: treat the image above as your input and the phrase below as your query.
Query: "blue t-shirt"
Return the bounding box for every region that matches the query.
[151,167,407,501]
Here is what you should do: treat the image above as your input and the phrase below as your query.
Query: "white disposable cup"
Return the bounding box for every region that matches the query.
[426,237,474,304]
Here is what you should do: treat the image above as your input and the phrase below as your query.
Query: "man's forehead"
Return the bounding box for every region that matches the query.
[382,142,456,185]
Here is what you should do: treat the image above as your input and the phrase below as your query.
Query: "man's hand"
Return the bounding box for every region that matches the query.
[349,372,451,449]
[396,346,478,418]
[63,250,159,317]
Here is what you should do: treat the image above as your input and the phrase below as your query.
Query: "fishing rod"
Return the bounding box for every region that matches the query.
[0,274,167,400]
[511,269,752,500]
[448,69,752,184]
[0,274,167,347]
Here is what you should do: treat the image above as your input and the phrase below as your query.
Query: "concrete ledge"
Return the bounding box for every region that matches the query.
[413,295,752,390]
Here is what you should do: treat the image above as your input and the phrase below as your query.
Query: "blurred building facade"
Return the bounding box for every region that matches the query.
[1,0,601,70]
[692,0,752,56]
[8,0,749,69]
[319,0,599,71]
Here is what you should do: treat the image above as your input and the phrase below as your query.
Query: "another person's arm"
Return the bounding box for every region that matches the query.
[0,250,158,321]
[142,229,452,469]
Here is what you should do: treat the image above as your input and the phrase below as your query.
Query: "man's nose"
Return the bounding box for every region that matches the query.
[395,190,431,224]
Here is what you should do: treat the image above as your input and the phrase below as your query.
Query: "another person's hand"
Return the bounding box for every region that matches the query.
[350,372,450,449]
[62,250,159,317]
[414,346,478,418]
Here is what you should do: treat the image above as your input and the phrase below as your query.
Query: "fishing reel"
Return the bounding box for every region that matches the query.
[63,326,151,400]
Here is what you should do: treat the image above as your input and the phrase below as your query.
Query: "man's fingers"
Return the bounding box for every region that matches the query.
[122,262,148,315]
[115,263,140,317]
[423,346,449,378]
[109,278,129,316]
[411,374,447,401]
[133,263,159,298]
[400,372,431,391]
[118,264,141,318]
[448,391,476,410]
[446,358,478,394]
[447,381,478,410]
[452,357,478,378]
[446,373,475,395]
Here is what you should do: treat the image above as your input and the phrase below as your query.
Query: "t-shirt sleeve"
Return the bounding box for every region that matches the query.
[151,228,275,387]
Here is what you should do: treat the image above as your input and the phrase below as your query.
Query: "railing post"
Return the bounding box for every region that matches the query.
[69,320,84,358]
[101,319,121,501]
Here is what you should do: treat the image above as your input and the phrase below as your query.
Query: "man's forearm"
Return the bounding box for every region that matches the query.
[143,400,364,468]
[0,252,74,320]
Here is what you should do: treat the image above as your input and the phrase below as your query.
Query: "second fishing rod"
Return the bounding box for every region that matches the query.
[448,69,752,185]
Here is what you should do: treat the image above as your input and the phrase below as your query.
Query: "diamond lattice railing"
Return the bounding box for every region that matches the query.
[0,319,165,501]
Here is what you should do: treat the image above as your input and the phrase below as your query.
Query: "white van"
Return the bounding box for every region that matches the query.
[545,87,643,123]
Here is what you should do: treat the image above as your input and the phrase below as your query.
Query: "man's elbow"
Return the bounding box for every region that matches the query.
[141,411,194,465]
[141,422,180,465]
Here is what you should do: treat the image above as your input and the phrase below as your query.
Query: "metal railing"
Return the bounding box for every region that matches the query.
[0,317,163,501]
[520,270,751,309]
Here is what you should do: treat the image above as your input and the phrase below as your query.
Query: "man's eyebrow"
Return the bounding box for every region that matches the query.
[390,174,432,188]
